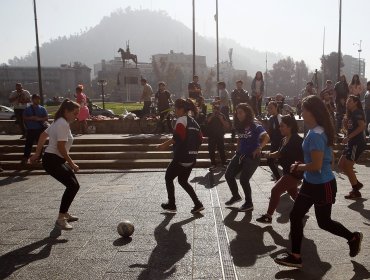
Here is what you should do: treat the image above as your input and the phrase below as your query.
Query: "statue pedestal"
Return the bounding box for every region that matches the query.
[111,66,141,102]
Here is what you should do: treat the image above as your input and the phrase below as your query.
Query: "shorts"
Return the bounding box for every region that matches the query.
[299,179,337,205]
[343,143,365,162]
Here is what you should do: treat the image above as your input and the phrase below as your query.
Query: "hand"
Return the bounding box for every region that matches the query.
[290,162,299,173]
[69,162,79,172]
[252,147,262,158]
[29,154,40,164]
[342,137,349,145]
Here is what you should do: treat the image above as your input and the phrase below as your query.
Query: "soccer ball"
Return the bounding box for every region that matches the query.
[117,221,134,238]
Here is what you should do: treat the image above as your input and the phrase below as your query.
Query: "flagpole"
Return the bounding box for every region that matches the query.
[337,0,342,81]
[33,0,44,105]
[192,0,196,77]
[216,0,219,96]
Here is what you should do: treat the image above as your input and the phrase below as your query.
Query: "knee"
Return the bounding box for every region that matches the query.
[316,217,330,231]
[177,177,188,187]
[240,177,250,187]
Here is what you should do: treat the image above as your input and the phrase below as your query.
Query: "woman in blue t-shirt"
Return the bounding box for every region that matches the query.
[275,95,362,268]
[338,95,367,199]
[224,103,270,211]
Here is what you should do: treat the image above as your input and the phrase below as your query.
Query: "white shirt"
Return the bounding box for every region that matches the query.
[45,118,73,158]
[9,89,31,109]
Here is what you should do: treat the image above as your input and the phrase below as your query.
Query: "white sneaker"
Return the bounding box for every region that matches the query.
[56,218,73,230]
[65,213,79,222]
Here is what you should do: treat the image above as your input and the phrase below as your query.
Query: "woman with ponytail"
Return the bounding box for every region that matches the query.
[30,99,81,230]
[157,98,204,214]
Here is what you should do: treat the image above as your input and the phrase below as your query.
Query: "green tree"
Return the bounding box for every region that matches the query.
[321,52,344,83]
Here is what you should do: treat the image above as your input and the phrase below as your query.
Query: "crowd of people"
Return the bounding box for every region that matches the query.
[2,71,368,269]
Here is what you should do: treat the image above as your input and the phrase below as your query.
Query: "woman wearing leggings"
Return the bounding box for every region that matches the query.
[338,95,367,199]
[30,99,80,230]
[275,95,363,268]
[157,99,204,214]
[256,114,303,224]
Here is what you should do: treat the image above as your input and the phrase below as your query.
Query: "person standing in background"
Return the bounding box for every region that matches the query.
[266,101,283,181]
[231,80,250,113]
[334,75,349,135]
[188,75,202,102]
[75,85,90,135]
[217,81,231,119]
[251,71,265,118]
[140,78,153,115]
[349,74,365,99]
[364,81,370,136]
[155,82,173,132]
[22,94,48,164]
[9,83,31,139]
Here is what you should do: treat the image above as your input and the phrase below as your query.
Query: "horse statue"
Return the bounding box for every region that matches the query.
[118,42,138,68]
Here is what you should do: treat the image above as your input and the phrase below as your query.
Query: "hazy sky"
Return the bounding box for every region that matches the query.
[1,0,369,76]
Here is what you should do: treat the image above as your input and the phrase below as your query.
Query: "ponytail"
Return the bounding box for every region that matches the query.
[54,99,80,121]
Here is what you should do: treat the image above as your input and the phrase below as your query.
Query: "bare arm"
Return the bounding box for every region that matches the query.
[293,150,324,172]
[57,141,79,172]
[157,138,175,151]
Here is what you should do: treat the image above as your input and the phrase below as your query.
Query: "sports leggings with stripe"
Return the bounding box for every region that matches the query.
[290,179,354,254]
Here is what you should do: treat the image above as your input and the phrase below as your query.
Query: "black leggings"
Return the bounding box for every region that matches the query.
[290,179,353,254]
[165,160,200,206]
[42,153,80,214]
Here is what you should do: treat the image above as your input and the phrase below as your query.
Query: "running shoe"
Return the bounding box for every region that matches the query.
[238,203,253,212]
[256,214,272,224]
[191,203,205,214]
[274,252,303,268]
[348,231,363,257]
[161,203,177,213]
[225,196,242,206]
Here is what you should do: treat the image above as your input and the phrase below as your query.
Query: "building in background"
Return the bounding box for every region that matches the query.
[0,62,91,104]
[343,54,366,83]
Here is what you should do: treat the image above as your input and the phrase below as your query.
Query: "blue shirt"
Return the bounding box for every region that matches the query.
[237,122,266,157]
[303,126,334,184]
[23,105,48,130]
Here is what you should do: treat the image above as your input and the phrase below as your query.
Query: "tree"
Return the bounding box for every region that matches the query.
[267,57,310,97]
[321,52,344,83]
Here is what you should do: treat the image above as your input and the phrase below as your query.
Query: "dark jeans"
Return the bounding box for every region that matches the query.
[267,146,281,180]
[225,153,260,205]
[142,101,151,115]
[165,160,200,206]
[251,96,262,116]
[42,153,80,214]
[24,129,43,158]
[208,134,226,165]
[14,109,26,136]
[336,112,344,134]
[290,179,353,254]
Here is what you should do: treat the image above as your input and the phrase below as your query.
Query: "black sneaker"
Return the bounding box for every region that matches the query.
[238,202,253,212]
[225,196,242,206]
[345,190,362,200]
[353,182,364,192]
[274,252,303,268]
[161,203,177,213]
[348,231,363,257]
[256,214,272,224]
[191,203,204,214]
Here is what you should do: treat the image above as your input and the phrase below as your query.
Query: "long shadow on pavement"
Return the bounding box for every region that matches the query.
[350,260,370,280]
[347,199,370,224]
[223,209,277,267]
[0,172,30,187]
[191,171,225,189]
[130,213,200,279]
[0,226,67,279]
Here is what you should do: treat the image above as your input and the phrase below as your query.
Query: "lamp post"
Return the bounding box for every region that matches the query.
[215,0,219,96]
[192,0,196,77]
[337,0,342,81]
[97,79,107,110]
[353,40,362,76]
[33,0,44,105]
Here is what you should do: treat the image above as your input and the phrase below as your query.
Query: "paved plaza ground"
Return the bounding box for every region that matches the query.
[0,165,369,279]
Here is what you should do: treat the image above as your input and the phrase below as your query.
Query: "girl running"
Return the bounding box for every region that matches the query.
[256,114,303,223]
[30,99,81,230]
[157,99,204,214]
[224,103,270,211]
[274,95,363,268]
[339,95,367,199]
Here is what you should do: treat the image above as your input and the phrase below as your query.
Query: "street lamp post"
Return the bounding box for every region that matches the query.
[337,0,342,81]
[33,0,44,105]
[97,79,107,110]
[353,40,362,76]
[215,0,219,96]
[192,0,196,77]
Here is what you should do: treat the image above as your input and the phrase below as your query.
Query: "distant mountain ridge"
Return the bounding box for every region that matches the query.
[7,7,283,75]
